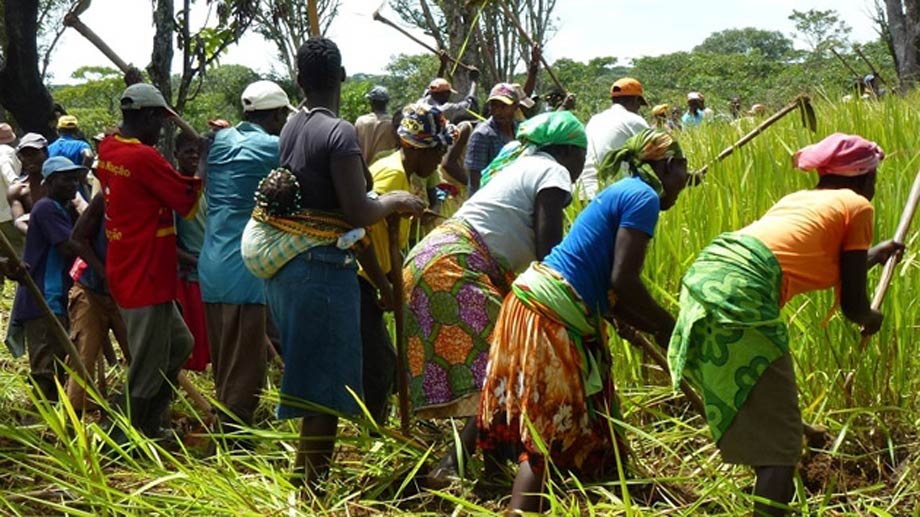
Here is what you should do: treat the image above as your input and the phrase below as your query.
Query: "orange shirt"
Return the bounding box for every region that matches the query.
[738,189,874,306]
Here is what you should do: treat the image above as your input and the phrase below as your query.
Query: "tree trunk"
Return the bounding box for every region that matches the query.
[0,0,56,138]
[150,0,176,160]
[885,0,920,90]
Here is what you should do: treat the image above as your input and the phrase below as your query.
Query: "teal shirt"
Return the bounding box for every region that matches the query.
[176,196,207,282]
[198,122,280,304]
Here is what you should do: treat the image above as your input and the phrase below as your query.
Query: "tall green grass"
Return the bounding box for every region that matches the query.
[1,94,919,515]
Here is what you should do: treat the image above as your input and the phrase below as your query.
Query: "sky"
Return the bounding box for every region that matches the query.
[48,0,883,84]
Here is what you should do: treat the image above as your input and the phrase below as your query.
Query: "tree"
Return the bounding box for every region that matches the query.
[788,9,852,54]
[390,0,557,94]
[0,0,56,137]
[254,0,341,80]
[0,0,70,81]
[148,0,257,157]
[880,0,920,89]
[694,28,795,61]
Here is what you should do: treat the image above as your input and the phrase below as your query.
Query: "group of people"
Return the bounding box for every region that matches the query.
[0,35,904,516]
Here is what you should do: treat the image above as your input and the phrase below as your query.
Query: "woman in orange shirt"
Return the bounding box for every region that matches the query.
[668,133,904,516]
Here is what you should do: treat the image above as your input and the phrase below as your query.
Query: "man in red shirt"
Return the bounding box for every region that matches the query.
[96,83,202,439]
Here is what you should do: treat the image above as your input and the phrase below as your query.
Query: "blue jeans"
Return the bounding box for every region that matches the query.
[266,247,361,419]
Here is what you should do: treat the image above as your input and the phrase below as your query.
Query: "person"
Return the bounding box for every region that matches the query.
[749,103,767,117]
[173,131,210,373]
[96,83,202,439]
[682,92,706,128]
[0,123,18,180]
[355,86,397,165]
[48,115,93,168]
[730,96,743,119]
[863,74,883,98]
[10,156,83,401]
[404,111,588,484]
[359,103,454,424]
[199,80,292,432]
[668,133,902,517]
[9,133,49,237]
[66,193,130,411]
[266,36,424,492]
[0,124,24,254]
[420,68,479,122]
[651,103,670,129]
[464,83,521,193]
[575,77,650,200]
[478,129,689,513]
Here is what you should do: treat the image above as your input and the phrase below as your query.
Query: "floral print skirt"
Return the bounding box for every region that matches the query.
[477,292,629,478]
[403,219,513,418]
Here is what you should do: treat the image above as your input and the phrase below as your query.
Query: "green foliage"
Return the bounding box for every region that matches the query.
[340,79,373,124]
[693,27,796,61]
[180,64,262,128]
[381,53,441,113]
[788,8,853,53]
[540,56,628,121]
[50,66,125,136]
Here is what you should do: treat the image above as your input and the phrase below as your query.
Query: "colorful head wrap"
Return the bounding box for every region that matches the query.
[598,128,683,196]
[398,103,456,149]
[793,133,884,177]
[480,111,587,187]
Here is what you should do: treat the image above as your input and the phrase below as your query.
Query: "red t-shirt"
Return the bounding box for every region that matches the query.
[97,135,202,309]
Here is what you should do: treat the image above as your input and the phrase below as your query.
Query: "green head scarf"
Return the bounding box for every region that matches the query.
[480,111,587,187]
[597,128,683,196]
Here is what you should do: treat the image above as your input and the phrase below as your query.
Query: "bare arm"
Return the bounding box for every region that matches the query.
[608,228,675,347]
[70,193,106,279]
[523,45,541,97]
[533,188,568,260]
[331,154,425,228]
[840,249,882,334]
[441,122,471,186]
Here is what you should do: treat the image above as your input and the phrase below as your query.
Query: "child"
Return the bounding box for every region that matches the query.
[173,132,210,372]
[12,157,83,401]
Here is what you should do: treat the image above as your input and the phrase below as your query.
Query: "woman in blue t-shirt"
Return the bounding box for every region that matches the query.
[477,129,688,513]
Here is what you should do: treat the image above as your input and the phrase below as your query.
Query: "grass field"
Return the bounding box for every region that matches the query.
[0,92,919,515]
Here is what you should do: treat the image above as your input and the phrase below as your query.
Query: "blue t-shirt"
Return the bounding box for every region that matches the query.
[12,198,76,322]
[198,122,279,304]
[544,177,659,315]
[681,110,705,128]
[48,135,91,167]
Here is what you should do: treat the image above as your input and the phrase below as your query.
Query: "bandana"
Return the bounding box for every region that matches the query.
[598,128,683,196]
[398,103,456,149]
[480,111,587,187]
[793,133,884,177]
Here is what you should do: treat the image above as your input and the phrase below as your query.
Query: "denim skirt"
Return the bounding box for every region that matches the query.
[266,246,361,419]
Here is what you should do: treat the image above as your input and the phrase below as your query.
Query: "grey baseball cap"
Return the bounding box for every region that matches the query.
[120,83,178,117]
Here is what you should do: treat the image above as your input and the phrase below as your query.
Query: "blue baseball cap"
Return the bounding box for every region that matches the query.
[41,156,87,180]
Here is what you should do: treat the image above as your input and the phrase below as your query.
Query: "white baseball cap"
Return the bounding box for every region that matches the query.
[241,81,295,112]
[687,91,704,101]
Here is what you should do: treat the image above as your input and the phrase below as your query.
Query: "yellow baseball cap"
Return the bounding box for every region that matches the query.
[57,115,79,129]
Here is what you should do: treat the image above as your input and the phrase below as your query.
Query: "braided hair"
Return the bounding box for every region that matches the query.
[254,168,302,217]
[296,37,342,94]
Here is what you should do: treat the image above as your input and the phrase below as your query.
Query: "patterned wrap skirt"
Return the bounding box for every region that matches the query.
[668,233,799,464]
[403,218,514,418]
[478,262,629,478]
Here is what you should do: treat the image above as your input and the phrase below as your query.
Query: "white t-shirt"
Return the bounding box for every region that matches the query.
[455,152,572,273]
[575,104,649,200]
